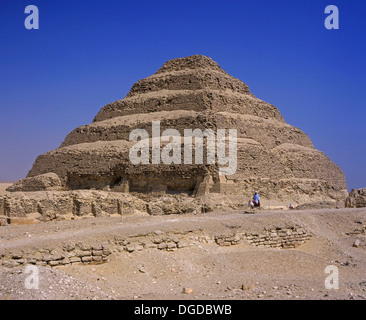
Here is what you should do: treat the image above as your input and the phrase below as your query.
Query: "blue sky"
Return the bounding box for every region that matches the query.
[0,0,365,190]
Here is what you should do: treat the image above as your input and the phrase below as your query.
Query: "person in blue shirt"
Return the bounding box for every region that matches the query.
[253,191,260,207]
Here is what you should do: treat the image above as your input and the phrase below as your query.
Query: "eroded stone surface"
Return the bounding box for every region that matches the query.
[346,189,366,208]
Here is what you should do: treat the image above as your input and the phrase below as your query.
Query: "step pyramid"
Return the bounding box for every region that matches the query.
[8,55,347,205]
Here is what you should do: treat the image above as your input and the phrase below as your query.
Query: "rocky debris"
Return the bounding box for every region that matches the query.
[346,188,366,208]
[241,283,255,291]
[7,55,347,207]
[353,239,361,248]
[138,265,147,273]
[182,287,194,294]
[0,265,114,300]
[346,224,366,236]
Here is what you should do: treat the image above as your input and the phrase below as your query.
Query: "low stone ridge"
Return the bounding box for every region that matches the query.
[7,55,348,207]
[0,241,112,268]
[0,226,312,269]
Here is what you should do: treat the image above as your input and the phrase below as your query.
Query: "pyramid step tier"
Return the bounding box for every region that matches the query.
[26,138,345,195]
[125,68,250,99]
[94,89,284,122]
[65,111,310,152]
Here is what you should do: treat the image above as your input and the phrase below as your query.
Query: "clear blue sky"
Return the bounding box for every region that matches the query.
[0,0,365,191]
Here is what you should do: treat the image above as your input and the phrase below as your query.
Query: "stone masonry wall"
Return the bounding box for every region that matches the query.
[0,242,112,268]
[346,188,366,208]
[0,226,311,268]
[0,191,147,225]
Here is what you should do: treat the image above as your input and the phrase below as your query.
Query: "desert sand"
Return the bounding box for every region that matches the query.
[0,183,12,194]
[0,202,365,300]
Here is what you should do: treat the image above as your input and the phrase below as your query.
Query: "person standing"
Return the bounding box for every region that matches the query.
[253,191,260,208]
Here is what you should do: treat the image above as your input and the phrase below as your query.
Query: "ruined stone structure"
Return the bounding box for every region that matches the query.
[7,55,347,205]
[346,189,366,208]
[0,225,312,268]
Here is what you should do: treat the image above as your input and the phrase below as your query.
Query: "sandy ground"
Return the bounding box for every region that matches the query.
[0,183,12,194]
[0,203,365,300]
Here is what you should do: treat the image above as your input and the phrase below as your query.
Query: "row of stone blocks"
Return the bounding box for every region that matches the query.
[0,242,112,268]
[0,227,311,268]
[113,226,311,253]
[214,227,311,249]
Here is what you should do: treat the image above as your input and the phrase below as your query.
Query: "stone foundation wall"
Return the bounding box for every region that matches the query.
[232,227,310,249]
[0,242,112,268]
[0,226,312,268]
